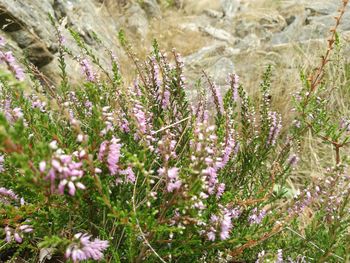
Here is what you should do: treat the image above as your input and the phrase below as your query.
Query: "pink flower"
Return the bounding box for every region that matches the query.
[3,224,33,244]
[159,167,182,192]
[0,51,25,81]
[107,138,122,175]
[65,233,109,262]
[98,141,108,161]
[248,208,267,225]
[267,111,282,146]
[80,58,95,82]
[39,161,46,173]
[0,187,19,202]
[45,152,86,196]
[119,167,136,183]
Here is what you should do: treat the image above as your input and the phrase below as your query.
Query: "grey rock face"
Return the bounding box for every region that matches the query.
[200,25,234,43]
[140,0,161,18]
[207,57,234,86]
[220,0,240,19]
[0,0,55,67]
[0,0,124,84]
[122,3,149,38]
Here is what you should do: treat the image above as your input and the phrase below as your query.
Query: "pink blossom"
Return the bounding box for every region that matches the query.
[80,58,95,82]
[107,137,122,175]
[159,167,182,192]
[65,233,109,262]
[45,152,85,196]
[0,51,25,81]
[119,166,136,183]
[267,111,282,146]
[0,187,19,201]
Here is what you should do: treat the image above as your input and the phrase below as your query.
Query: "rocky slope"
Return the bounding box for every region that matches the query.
[1,0,349,100]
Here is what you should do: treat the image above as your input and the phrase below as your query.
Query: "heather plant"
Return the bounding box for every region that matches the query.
[0,1,350,262]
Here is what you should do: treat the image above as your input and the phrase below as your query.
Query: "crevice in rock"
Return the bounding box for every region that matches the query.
[0,6,24,32]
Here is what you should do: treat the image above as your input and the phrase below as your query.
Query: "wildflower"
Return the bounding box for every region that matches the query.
[207,229,216,241]
[267,111,282,146]
[248,208,267,225]
[65,233,109,262]
[216,137,235,170]
[162,89,170,109]
[213,84,224,115]
[46,152,86,196]
[288,154,299,167]
[340,117,350,131]
[216,183,225,198]
[133,104,148,134]
[49,140,58,150]
[159,167,182,192]
[207,207,240,241]
[3,224,33,244]
[119,166,136,183]
[276,249,283,263]
[0,187,19,202]
[0,51,25,81]
[229,73,239,102]
[80,58,95,82]
[107,138,122,175]
[98,138,122,176]
[150,56,162,89]
[220,210,233,240]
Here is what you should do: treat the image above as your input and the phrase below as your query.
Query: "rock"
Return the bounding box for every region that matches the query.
[271,11,307,45]
[184,44,240,66]
[207,57,235,85]
[179,23,199,32]
[0,0,125,84]
[199,25,233,43]
[9,30,54,67]
[220,0,240,19]
[304,1,338,16]
[124,3,149,38]
[235,34,261,49]
[140,0,161,18]
[0,0,56,67]
[204,9,224,19]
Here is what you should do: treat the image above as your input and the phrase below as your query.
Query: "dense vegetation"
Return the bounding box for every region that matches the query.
[1,1,350,262]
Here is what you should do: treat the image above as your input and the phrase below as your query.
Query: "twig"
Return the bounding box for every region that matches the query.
[153,116,191,134]
[284,226,344,261]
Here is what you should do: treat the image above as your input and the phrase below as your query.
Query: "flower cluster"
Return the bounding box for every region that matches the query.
[0,38,24,80]
[0,187,19,202]
[4,224,33,244]
[207,206,241,241]
[266,111,282,146]
[44,149,86,196]
[98,137,122,176]
[80,58,96,82]
[248,208,267,225]
[0,97,25,124]
[158,167,182,192]
[65,233,109,262]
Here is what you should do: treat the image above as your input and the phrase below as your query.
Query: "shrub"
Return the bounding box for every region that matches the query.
[0,1,350,262]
